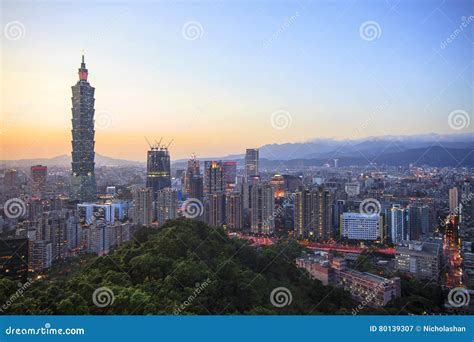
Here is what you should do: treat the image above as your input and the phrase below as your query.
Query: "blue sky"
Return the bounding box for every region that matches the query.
[1,0,473,160]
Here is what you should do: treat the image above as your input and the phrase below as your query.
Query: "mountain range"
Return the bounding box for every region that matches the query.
[1,133,473,168]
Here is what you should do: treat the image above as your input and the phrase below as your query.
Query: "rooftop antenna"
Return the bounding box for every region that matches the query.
[155,138,163,148]
[166,139,174,149]
[144,136,152,149]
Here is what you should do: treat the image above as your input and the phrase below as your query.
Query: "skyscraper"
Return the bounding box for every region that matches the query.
[146,143,171,197]
[203,161,225,195]
[184,154,200,197]
[71,55,97,202]
[245,148,259,179]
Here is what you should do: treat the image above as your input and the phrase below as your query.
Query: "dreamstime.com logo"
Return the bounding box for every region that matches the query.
[92,287,115,308]
[270,287,293,308]
[181,198,204,218]
[2,198,27,219]
[359,198,381,215]
[448,109,470,130]
[270,110,292,130]
[4,21,26,41]
[182,21,204,41]
[5,323,85,336]
[359,20,381,41]
[174,277,213,315]
[447,287,470,308]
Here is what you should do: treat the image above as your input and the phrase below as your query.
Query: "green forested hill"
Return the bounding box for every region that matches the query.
[0,219,355,315]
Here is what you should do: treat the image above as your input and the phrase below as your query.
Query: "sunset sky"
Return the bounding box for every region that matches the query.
[1,0,472,161]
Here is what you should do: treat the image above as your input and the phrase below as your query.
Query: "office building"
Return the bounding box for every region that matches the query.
[146,143,171,197]
[340,212,383,241]
[245,148,259,178]
[70,55,97,202]
[395,240,441,280]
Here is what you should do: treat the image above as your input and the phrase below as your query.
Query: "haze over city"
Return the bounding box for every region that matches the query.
[1,0,472,161]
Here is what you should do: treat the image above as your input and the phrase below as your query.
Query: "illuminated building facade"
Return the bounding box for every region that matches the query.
[146,144,171,198]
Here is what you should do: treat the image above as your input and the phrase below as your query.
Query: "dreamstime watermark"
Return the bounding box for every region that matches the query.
[5,323,85,336]
[352,280,389,315]
[263,12,300,49]
[270,287,292,308]
[95,110,114,129]
[173,277,213,315]
[352,100,391,138]
[438,192,473,229]
[440,16,474,49]
[447,287,470,308]
[448,109,470,130]
[263,193,295,227]
[270,110,292,130]
[181,198,204,218]
[0,278,34,313]
[359,198,381,215]
[2,198,27,219]
[92,287,115,308]
[359,20,381,41]
[182,21,204,41]
[4,21,26,41]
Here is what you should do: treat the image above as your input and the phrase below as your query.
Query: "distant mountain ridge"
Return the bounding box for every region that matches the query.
[0,154,144,168]
[1,133,472,168]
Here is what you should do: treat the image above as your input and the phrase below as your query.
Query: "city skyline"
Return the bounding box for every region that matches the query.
[1,0,472,161]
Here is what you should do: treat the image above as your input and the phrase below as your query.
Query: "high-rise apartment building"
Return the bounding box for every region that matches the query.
[389,205,408,244]
[204,192,226,226]
[70,55,97,202]
[203,161,225,195]
[294,187,333,240]
[184,154,200,197]
[449,187,459,214]
[132,187,154,227]
[225,192,243,230]
[223,161,237,186]
[30,165,47,194]
[156,188,178,226]
[250,184,274,235]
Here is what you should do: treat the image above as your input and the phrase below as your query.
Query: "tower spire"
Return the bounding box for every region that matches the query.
[78,54,88,81]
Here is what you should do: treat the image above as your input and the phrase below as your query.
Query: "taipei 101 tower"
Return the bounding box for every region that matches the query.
[70,55,97,202]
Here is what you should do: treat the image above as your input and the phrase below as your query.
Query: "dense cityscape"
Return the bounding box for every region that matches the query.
[0,56,472,315]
